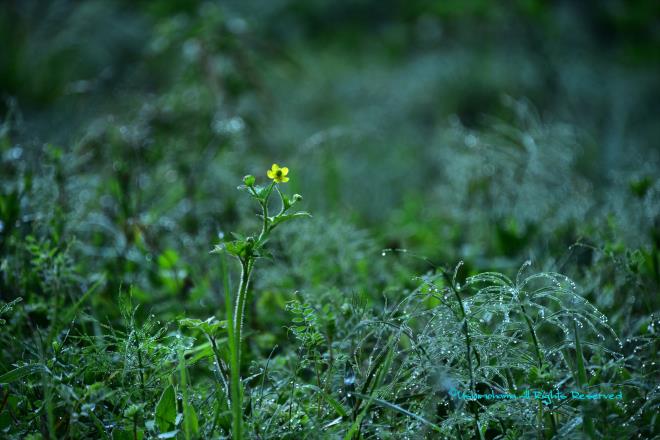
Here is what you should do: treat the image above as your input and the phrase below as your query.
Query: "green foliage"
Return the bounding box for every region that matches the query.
[1,1,659,439]
[155,384,177,434]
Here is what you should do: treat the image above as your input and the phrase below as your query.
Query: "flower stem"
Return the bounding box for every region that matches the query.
[234,259,253,365]
[228,257,253,439]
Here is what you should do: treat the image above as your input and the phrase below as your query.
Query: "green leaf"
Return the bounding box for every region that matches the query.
[223,240,247,258]
[351,392,442,432]
[256,183,273,199]
[179,317,226,337]
[178,348,199,439]
[112,429,144,440]
[155,385,177,433]
[124,403,144,418]
[183,403,199,438]
[301,384,348,418]
[269,211,312,229]
[0,364,49,384]
[230,232,246,241]
[253,247,274,260]
[185,341,217,365]
[158,249,180,269]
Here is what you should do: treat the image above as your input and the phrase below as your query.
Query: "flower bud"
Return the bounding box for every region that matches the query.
[293,194,303,202]
[243,174,255,186]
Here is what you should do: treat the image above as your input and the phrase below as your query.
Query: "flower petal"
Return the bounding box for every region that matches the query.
[280,167,289,176]
[281,176,289,183]
[267,170,275,179]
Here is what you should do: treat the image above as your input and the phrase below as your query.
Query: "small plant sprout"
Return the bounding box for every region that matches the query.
[211,163,310,439]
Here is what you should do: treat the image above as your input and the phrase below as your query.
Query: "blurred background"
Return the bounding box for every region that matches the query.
[1,0,659,345]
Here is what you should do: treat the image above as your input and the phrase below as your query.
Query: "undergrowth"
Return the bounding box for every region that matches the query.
[1,2,659,438]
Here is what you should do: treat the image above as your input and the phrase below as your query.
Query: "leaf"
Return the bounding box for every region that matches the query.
[269,211,312,229]
[155,385,177,433]
[255,184,273,199]
[178,348,199,439]
[351,392,442,432]
[183,404,199,438]
[179,317,226,337]
[0,297,22,317]
[301,384,348,418]
[253,247,274,260]
[112,429,144,440]
[185,341,217,366]
[49,275,105,341]
[345,334,399,440]
[220,240,252,259]
[0,364,49,384]
[230,232,247,241]
[158,249,180,269]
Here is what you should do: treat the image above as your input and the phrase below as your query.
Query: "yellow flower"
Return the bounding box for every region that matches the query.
[266,163,289,183]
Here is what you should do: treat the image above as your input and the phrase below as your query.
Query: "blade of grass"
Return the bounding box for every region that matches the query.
[301,384,348,418]
[0,364,49,384]
[574,320,596,439]
[351,392,442,432]
[178,348,199,439]
[344,334,398,440]
[47,275,105,343]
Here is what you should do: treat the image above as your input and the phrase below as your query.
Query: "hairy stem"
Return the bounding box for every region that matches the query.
[234,260,253,365]
[229,258,253,439]
[258,182,274,243]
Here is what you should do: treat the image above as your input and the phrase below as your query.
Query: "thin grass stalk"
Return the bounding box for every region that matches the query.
[574,320,596,439]
[443,270,485,440]
[519,304,557,436]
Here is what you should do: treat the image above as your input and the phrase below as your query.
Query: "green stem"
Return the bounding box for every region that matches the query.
[520,305,557,437]
[222,255,240,440]
[229,258,253,439]
[520,305,543,369]
[258,182,275,243]
[574,320,596,439]
[445,273,484,440]
[135,337,147,403]
[234,260,253,365]
[209,335,230,406]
